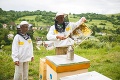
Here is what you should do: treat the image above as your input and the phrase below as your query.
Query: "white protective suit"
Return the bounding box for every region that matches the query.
[12,34,34,62]
[47,17,84,47]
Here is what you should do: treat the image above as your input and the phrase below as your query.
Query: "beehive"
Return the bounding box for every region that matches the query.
[59,71,112,80]
[39,58,46,80]
[46,54,90,80]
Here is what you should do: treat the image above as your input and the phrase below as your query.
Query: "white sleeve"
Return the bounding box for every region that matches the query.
[47,25,57,41]
[11,35,19,62]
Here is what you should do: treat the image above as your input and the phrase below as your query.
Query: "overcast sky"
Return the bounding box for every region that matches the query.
[0,0,120,14]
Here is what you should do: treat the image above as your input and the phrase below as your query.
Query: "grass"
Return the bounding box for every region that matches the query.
[75,47,120,80]
[87,20,115,30]
[0,44,120,80]
[1,14,120,80]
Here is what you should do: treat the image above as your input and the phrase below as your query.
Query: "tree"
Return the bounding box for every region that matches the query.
[0,28,10,46]
[116,28,120,34]
[0,23,2,28]
[35,15,42,26]
[91,26,95,36]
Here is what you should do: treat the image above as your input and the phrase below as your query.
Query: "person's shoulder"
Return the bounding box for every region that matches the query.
[15,34,20,37]
[49,25,55,29]
[68,22,77,27]
[69,22,75,24]
[65,22,74,26]
[14,34,20,39]
[51,25,55,27]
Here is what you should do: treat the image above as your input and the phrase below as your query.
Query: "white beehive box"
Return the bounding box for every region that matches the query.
[59,71,112,80]
[39,58,47,80]
[46,54,90,80]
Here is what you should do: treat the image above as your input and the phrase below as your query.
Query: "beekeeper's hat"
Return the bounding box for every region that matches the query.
[20,21,29,26]
[55,12,65,18]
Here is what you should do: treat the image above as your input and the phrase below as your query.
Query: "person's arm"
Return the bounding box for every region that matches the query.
[56,35,66,40]
[47,26,58,41]
[76,17,86,26]
[11,35,19,65]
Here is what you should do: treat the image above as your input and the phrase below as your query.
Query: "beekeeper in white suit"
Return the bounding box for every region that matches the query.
[12,21,34,80]
[47,13,86,55]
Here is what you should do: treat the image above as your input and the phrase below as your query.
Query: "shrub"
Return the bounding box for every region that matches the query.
[78,40,104,49]
[2,45,12,54]
[0,52,14,80]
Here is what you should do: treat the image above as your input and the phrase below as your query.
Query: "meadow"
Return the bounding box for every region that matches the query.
[0,14,120,80]
[0,41,120,80]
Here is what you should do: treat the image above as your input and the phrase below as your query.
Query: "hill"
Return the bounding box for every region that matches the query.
[0,8,120,80]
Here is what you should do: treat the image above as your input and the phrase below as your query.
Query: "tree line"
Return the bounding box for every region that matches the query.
[0,8,120,26]
[0,8,120,47]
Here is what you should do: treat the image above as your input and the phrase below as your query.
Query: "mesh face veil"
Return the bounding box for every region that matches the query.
[55,14,69,33]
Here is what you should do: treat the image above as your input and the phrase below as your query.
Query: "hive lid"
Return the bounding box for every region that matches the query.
[46,54,90,66]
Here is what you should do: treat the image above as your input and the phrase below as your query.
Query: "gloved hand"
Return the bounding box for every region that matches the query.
[56,36,66,40]
[81,17,87,23]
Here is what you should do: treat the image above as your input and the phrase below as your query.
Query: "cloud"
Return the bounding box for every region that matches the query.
[0,0,120,14]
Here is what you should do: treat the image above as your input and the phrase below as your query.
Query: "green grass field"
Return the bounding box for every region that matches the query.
[0,44,120,80]
[0,15,120,80]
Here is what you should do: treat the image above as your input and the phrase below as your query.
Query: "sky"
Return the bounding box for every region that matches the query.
[0,0,120,14]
